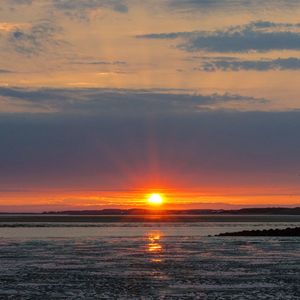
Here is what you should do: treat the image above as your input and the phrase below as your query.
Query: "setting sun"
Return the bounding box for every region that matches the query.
[147,194,164,206]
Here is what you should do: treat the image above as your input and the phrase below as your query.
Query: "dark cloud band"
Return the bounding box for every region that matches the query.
[196,57,300,71]
[0,87,268,114]
[137,21,300,53]
[0,111,299,189]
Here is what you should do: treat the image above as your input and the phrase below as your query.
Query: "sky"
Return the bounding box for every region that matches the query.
[0,0,300,211]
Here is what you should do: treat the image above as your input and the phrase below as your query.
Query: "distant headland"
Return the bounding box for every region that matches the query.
[41,207,300,215]
[217,226,300,237]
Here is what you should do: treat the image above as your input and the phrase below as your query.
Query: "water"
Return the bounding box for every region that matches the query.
[0,216,299,299]
[0,214,299,238]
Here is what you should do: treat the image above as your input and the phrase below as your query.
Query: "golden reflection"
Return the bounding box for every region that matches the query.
[147,231,163,262]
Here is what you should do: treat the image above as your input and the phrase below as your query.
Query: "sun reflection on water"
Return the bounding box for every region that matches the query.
[147,231,163,262]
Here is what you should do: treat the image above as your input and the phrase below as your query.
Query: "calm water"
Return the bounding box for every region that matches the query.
[0,216,299,299]
[0,214,299,238]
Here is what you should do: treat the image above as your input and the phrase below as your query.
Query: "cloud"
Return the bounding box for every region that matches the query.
[0,87,268,114]
[53,0,128,20]
[0,69,13,74]
[71,60,127,65]
[195,57,300,71]
[168,0,300,12]
[7,20,65,56]
[137,32,191,40]
[8,0,33,5]
[0,111,299,189]
[137,21,300,53]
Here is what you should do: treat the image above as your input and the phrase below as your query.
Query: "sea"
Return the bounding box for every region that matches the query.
[0,215,299,299]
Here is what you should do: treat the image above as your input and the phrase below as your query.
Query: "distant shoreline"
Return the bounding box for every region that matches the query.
[0,207,300,223]
[43,207,300,215]
[1,207,300,216]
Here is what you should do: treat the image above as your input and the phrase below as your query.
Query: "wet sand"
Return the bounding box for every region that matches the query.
[0,235,299,299]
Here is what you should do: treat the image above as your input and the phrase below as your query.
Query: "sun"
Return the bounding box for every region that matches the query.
[147,193,164,206]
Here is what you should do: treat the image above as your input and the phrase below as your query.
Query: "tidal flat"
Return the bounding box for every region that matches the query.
[0,217,299,299]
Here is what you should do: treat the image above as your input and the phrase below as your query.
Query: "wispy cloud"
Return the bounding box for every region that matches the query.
[137,21,300,53]
[71,60,127,65]
[195,57,300,71]
[8,0,33,5]
[0,69,13,74]
[53,0,128,20]
[6,20,65,56]
[0,87,268,114]
[168,0,300,12]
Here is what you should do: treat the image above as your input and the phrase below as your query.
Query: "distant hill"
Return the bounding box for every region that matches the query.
[42,207,300,215]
